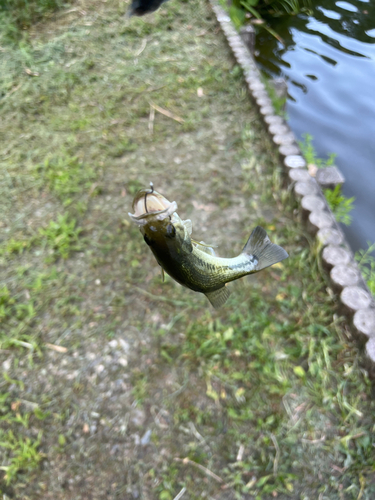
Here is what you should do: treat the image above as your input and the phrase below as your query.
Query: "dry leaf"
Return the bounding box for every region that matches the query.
[25,68,39,77]
[45,343,68,353]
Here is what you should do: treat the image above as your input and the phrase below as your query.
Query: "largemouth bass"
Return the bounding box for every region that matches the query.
[129,185,288,308]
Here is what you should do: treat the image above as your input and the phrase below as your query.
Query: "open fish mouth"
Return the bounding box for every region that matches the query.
[128,184,178,226]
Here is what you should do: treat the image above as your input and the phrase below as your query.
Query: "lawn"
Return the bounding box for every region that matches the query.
[0,0,374,498]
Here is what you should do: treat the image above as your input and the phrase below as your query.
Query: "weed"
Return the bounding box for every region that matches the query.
[323,184,355,226]
[0,431,43,485]
[39,213,82,259]
[0,284,36,326]
[299,133,337,168]
[0,288,37,350]
[0,386,44,486]
[0,238,32,257]
[298,134,355,225]
[35,154,96,207]
[355,243,375,295]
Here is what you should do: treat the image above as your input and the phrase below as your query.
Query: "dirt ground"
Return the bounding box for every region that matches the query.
[1,1,375,499]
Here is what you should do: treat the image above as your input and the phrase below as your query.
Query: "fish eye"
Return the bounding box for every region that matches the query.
[143,234,153,246]
[166,223,176,238]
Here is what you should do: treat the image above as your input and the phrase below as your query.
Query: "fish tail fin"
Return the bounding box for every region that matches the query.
[242,226,288,271]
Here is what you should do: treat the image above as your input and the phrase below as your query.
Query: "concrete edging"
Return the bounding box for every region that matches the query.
[208,0,375,374]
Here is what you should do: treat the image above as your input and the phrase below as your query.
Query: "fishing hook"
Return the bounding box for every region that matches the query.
[144,182,154,213]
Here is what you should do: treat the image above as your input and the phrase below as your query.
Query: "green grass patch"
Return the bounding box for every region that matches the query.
[39,213,82,259]
[0,380,45,487]
[0,0,68,43]
[34,154,97,207]
[0,430,43,485]
[0,238,33,257]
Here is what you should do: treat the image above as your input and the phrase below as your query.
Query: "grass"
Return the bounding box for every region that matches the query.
[0,0,68,43]
[162,247,375,498]
[0,377,46,486]
[39,213,82,259]
[0,0,375,498]
[34,154,97,207]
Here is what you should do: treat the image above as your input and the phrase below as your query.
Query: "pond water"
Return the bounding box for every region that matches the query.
[254,0,375,256]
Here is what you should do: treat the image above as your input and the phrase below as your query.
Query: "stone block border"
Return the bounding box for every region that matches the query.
[208,0,375,374]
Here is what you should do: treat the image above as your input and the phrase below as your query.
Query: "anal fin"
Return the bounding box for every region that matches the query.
[204,286,230,309]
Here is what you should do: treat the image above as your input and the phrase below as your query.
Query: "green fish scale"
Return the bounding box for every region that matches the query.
[177,248,258,292]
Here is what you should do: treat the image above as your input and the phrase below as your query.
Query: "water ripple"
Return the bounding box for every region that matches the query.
[255,0,375,254]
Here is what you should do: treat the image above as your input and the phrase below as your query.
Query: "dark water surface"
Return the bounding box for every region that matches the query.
[255,0,375,255]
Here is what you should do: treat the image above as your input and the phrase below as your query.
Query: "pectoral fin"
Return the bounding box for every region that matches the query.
[193,240,216,256]
[204,286,230,309]
[182,219,193,235]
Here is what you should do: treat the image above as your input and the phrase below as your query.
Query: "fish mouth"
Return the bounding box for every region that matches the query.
[128,187,178,226]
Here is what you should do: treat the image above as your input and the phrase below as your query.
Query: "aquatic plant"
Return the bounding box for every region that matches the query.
[228,0,312,36]
[234,0,312,18]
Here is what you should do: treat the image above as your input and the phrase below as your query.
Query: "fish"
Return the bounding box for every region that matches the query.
[127,0,169,16]
[129,184,288,308]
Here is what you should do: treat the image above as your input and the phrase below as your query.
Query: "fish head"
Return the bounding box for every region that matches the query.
[129,187,178,229]
[129,187,193,253]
